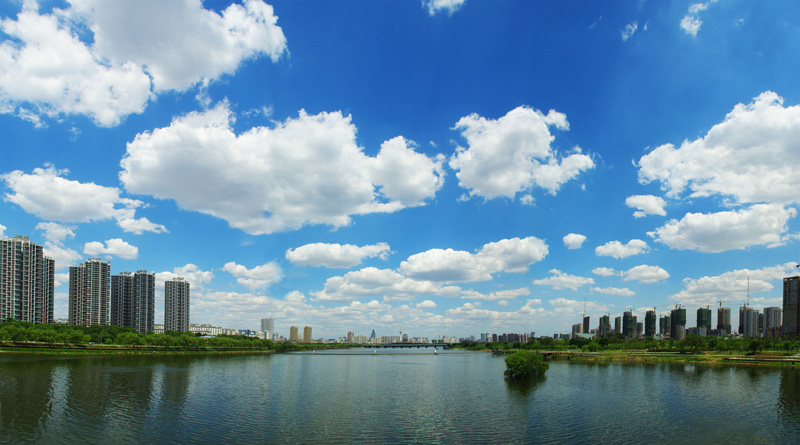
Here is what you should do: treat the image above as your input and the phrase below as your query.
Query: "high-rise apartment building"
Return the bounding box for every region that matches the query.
[289,326,299,341]
[69,258,110,326]
[304,326,313,343]
[583,316,590,335]
[599,315,611,337]
[261,317,275,332]
[717,307,731,334]
[670,307,686,340]
[165,277,190,332]
[111,270,155,333]
[763,306,782,338]
[645,310,656,337]
[659,315,671,336]
[614,316,621,334]
[623,311,636,338]
[697,307,712,334]
[0,235,54,324]
[741,307,760,337]
[571,323,583,339]
[784,276,800,338]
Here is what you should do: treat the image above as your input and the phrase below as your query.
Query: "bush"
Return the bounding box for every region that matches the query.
[504,351,549,380]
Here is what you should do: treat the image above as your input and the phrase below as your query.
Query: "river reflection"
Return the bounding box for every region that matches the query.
[1,353,800,443]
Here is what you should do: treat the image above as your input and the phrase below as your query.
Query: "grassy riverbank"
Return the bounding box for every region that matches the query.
[497,349,800,368]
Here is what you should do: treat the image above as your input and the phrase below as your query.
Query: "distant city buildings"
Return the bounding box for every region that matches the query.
[0,235,54,324]
[304,326,313,343]
[289,326,299,341]
[165,277,190,332]
[69,258,111,326]
[261,317,275,332]
[111,270,155,334]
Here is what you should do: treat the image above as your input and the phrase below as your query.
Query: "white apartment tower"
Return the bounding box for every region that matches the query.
[261,317,275,332]
[165,277,190,332]
[69,258,111,326]
[0,235,54,324]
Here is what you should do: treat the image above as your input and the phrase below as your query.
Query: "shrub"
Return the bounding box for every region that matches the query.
[504,351,549,380]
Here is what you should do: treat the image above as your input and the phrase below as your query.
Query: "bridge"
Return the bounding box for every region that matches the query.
[361,343,448,349]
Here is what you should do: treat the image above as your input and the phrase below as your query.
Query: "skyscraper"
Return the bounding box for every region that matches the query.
[763,307,782,338]
[623,311,636,338]
[261,317,275,332]
[784,276,800,338]
[614,316,621,334]
[670,307,686,340]
[111,270,155,333]
[289,326,299,341]
[69,258,110,326]
[741,307,760,337]
[697,307,712,334]
[598,315,611,337]
[645,310,656,337]
[304,326,313,343]
[583,316,590,335]
[717,307,731,334]
[165,277,190,332]
[0,235,54,324]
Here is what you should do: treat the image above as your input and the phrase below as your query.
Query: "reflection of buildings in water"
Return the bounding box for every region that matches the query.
[778,371,800,428]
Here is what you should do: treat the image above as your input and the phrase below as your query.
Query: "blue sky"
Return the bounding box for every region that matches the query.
[1,0,798,339]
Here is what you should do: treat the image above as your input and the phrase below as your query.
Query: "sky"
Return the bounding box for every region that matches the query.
[0,0,798,340]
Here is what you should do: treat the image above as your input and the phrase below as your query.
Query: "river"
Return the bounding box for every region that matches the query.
[1,349,799,443]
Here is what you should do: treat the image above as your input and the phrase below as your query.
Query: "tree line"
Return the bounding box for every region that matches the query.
[457,333,800,355]
[0,320,328,352]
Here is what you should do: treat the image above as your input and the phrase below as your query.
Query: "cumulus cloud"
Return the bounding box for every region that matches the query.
[155,264,214,292]
[36,222,75,244]
[625,194,667,218]
[120,104,444,235]
[0,223,5,238]
[449,106,594,201]
[595,239,649,259]
[0,0,287,126]
[222,261,283,291]
[620,21,638,41]
[648,204,796,252]
[2,165,166,233]
[460,288,530,301]
[311,267,461,302]
[533,269,594,291]
[398,236,548,283]
[416,300,437,309]
[592,267,617,277]
[563,233,586,249]
[286,242,390,268]
[622,265,669,284]
[670,262,796,307]
[548,297,608,315]
[637,92,800,206]
[591,286,635,296]
[43,242,82,270]
[423,0,466,16]
[680,1,716,36]
[83,238,138,260]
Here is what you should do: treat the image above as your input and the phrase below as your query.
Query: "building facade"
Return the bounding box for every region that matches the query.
[784,276,800,338]
[165,277,190,332]
[0,235,54,324]
[598,315,611,337]
[289,326,299,341]
[623,311,636,338]
[645,310,656,337]
[697,308,712,334]
[304,326,313,343]
[261,317,275,332]
[111,270,155,333]
[69,258,110,326]
[717,307,731,335]
[763,306,782,338]
[741,307,760,337]
[670,308,686,340]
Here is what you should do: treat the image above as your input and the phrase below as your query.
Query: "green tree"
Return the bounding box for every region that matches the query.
[748,339,763,354]
[504,351,549,380]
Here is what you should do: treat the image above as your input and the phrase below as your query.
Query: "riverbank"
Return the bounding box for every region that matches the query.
[0,341,277,355]
[534,350,800,368]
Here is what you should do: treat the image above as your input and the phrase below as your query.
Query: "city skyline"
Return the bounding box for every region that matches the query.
[0,1,798,338]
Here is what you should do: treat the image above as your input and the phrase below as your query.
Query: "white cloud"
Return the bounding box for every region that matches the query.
[680,1,716,36]
[155,264,214,291]
[43,242,82,270]
[222,261,283,291]
[563,233,586,249]
[548,297,608,316]
[0,0,286,126]
[398,236,548,283]
[620,21,638,41]
[0,223,5,238]
[2,165,166,233]
[595,239,649,259]
[423,0,466,16]
[622,265,669,284]
[637,92,800,206]
[533,269,594,291]
[460,288,530,301]
[592,267,617,277]
[120,104,444,235]
[83,238,138,260]
[670,262,796,307]
[648,204,796,252]
[35,222,75,244]
[625,194,667,218]
[591,287,635,296]
[285,242,391,269]
[449,105,594,201]
[416,300,437,309]
[311,267,461,302]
